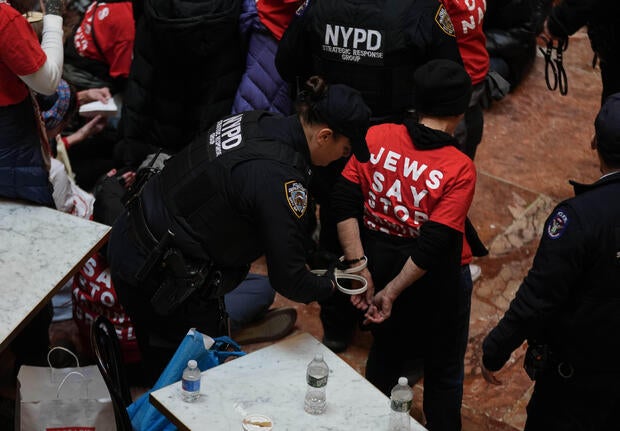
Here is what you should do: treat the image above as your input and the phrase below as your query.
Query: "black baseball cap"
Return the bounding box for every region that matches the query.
[316,84,371,162]
[595,93,620,165]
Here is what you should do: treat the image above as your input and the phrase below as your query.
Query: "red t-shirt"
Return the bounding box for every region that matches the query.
[73,252,141,364]
[342,123,476,257]
[0,3,46,106]
[257,0,304,40]
[441,0,489,85]
[73,1,135,78]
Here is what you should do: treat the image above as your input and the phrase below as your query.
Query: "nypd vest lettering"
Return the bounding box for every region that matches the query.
[157,112,310,265]
[321,23,385,66]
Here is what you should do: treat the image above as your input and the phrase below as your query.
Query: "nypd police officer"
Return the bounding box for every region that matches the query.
[107,76,371,383]
[481,93,620,430]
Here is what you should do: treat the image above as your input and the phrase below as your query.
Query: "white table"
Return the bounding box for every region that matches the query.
[0,198,110,352]
[150,332,428,431]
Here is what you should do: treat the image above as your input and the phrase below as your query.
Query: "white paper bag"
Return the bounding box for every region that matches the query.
[17,347,114,431]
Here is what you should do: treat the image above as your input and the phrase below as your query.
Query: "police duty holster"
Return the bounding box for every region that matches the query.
[126,194,212,315]
[127,194,248,316]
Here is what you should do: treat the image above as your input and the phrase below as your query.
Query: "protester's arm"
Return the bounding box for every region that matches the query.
[19,1,64,95]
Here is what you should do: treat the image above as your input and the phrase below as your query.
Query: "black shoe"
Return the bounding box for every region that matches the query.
[232,307,297,345]
[322,334,350,353]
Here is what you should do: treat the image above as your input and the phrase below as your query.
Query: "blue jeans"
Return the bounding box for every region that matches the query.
[224,274,275,332]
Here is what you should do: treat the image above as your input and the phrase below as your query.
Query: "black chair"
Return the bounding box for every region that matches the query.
[90,315,133,431]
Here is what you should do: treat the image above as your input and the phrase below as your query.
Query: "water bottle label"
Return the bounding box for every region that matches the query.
[182,379,200,392]
[391,399,412,413]
[307,374,328,388]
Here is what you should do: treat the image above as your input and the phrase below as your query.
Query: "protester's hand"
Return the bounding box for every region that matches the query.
[106,168,136,189]
[75,115,107,140]
[350,267,374,310]
[78,87,112,105]
[481,361,502,385]
[363,288,394,324]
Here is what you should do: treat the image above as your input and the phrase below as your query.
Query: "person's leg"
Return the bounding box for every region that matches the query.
[224,274,275,332]
[225,274,297,345]
[421,272,468,431]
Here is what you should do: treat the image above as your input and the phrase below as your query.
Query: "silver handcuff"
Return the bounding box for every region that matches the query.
[311,255,368,295]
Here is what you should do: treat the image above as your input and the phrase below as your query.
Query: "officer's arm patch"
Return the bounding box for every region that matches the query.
[285,180,308,218]
[435,4,455,37]
[545,209,569,239]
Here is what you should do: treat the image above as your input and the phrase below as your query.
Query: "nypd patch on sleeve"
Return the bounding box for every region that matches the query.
[435,4,455,37]
[546,209,569,239]
[285,180,308,219]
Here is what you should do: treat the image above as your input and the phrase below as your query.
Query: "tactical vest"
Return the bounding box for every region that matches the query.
[308,0,434,117]
[158,111,311,265]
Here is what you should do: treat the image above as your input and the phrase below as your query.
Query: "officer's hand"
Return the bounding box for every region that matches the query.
[537,18,556,46]
[481,362,502,386]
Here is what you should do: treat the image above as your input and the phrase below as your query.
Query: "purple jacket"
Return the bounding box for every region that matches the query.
[232,0,293,115]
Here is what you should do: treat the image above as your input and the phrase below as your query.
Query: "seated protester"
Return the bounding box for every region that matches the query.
[37,80,115,191]
[0,0,64,207]
[64,0,134,94]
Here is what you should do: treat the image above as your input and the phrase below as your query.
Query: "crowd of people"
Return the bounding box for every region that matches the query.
[1,0,619,429]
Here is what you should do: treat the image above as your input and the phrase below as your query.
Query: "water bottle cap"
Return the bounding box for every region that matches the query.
[398,377,408,386]
[314,354,323,361]
[188,359,198,368]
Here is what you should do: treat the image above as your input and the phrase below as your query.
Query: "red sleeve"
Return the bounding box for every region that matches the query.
[99,3,135,78]
[0,8,46,76]
[341,153,361,185]
[428,156,476,233]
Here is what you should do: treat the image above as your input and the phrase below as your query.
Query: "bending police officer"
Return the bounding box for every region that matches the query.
[106,76,371,383]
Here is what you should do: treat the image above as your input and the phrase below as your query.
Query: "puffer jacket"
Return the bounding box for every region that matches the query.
[0,98,54,206]
[117,0,245,167]
[232,0,293,115]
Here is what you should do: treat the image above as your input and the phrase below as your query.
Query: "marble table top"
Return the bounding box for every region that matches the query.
[0,198,110,351]
[150,332,428,431]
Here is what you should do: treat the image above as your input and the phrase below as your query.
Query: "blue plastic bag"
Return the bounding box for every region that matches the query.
[127,329,245,431]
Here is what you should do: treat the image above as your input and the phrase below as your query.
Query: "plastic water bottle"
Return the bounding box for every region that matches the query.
[181,359,201,402]
[304,353,329,414]
[388,377,413,431]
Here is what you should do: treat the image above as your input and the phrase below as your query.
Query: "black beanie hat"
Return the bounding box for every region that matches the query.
[412,60,473,117]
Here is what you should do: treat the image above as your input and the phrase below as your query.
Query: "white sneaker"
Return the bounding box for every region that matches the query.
[469,264,482,282]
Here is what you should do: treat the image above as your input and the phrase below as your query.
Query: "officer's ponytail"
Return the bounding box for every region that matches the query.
[295,75,330,127]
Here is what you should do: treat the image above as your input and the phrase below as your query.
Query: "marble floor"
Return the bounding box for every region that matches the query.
[39,29,602,431]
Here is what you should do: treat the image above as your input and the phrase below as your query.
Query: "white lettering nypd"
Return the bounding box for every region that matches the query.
[209,113,243,157]
[322,24,384,65]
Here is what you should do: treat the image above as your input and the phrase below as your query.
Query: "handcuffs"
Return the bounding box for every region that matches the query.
[311,255,369,295]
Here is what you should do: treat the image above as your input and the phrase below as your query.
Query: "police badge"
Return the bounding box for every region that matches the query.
[285,181,308,218]
[435,4,455,37]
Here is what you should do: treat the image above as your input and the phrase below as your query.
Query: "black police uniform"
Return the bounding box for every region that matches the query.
[276,0,462,120]
[547,0,620,103]
[107,111,334,383]
[483,171,620,430]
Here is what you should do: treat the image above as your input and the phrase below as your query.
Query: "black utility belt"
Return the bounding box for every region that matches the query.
[126,198,215,315]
